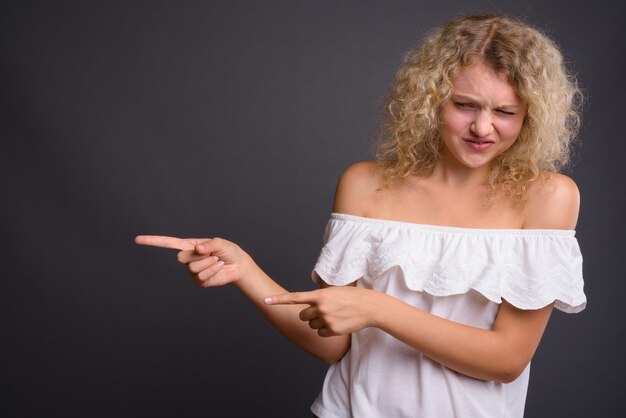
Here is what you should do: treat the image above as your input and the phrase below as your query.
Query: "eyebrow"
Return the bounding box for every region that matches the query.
[451,94,522,110]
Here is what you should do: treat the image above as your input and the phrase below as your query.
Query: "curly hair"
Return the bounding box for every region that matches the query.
[377,14,582,206]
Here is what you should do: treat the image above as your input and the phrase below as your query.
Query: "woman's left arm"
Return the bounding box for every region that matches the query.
[267,173,580,383]
[267,286,551,383]
[371,293,553,383]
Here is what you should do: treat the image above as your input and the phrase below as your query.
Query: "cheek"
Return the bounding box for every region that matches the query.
[441,109,469,133]
[506,125,522,142]
[497,120,524,142]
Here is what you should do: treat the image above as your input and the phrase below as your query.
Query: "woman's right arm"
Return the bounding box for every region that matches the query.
[134,235,350,364]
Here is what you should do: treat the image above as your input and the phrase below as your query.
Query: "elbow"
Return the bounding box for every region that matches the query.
[317,340,351,365]
[495,370,520,384]
[493,361,529,384]
[321,356,341,365]
[319,350,348,365]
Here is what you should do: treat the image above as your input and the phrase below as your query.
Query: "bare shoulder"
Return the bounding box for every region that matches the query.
[523,172,581,230]
[332,161,385,215]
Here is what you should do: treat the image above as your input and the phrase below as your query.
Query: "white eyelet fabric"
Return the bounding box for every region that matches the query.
[313,213,585,313]
[310,213,586,418]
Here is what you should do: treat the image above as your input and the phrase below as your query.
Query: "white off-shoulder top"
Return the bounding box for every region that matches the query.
[310,213,586,418]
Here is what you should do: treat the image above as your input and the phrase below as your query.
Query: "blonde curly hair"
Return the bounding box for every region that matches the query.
[377,14,582,205]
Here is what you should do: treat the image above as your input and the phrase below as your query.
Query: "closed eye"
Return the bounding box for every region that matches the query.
[454,102,476,110]
[496,109,516,116]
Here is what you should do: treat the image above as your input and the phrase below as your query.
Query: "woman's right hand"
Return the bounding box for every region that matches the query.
[136,234,352,363]
[134,235,253,287]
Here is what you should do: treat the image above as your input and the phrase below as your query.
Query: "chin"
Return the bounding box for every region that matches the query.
[460,157,491,169]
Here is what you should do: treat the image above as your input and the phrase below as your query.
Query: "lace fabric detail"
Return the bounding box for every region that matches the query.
[312,213,586,313]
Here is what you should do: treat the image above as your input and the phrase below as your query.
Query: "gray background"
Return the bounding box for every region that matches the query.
[2,1,624,417]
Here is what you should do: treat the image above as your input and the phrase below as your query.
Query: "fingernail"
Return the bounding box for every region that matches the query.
[196,244,205,251]
[216,260,224,267]
[264,297,272,305]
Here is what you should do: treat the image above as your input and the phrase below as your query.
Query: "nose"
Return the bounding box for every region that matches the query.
[470,111,493,137]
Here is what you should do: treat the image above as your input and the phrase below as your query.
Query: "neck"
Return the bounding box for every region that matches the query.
[430,152,492,188]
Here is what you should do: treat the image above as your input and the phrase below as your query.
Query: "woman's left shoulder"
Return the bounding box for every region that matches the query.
[523,173,580,230]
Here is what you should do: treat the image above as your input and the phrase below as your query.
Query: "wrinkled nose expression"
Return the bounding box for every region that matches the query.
[439,59,526,169]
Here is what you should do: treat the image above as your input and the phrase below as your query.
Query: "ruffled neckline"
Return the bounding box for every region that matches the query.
[330,213,576,236]
[313,214,586,313]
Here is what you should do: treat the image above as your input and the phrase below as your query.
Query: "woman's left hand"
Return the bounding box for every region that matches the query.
[265,287,380,337]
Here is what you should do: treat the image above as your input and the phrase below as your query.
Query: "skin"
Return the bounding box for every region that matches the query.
[134,235,351,364]
[135,58,580,383]
[439,59,526,178]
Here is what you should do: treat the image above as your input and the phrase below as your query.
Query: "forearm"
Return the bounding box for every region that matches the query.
[234,259,350,364]
[371,291,550,383]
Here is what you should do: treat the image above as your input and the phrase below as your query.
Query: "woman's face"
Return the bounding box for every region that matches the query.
[439,59,526,170]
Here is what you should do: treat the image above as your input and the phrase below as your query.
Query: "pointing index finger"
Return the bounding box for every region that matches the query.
[264,291,318,306]
[134,235,195,251]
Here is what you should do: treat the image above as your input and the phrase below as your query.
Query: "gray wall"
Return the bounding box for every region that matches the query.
[2,1,623,416]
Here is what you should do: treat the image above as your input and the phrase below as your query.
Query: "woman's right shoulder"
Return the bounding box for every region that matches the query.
[332,161,385,215]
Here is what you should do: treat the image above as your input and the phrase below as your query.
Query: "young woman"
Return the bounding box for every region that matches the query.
[136,14,586,417]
